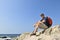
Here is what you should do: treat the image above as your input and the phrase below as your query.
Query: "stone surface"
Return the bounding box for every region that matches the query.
[16,25,60,40]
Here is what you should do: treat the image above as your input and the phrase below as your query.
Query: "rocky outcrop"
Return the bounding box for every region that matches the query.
[16,25,60,40]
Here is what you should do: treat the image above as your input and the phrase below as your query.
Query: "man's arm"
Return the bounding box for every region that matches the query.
[33,20,45,27]
[41,20,45,23]
[39,20,45,23]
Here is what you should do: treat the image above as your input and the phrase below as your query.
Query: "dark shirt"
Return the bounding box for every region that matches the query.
[40,17,50,28]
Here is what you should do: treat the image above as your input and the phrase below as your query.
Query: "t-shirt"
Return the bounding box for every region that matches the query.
[40,17,50,28]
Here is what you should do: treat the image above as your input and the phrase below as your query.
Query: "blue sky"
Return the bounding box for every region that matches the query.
[0,0,60,34]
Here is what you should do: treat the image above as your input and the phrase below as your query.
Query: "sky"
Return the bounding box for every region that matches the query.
[0,0,60,34]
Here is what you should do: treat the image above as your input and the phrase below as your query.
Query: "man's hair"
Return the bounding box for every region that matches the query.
[40,13,44,16]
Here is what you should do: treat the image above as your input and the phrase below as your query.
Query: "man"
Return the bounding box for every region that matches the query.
[31,13,52,35]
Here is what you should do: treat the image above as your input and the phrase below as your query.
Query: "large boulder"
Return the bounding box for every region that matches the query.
[16,25,60,40]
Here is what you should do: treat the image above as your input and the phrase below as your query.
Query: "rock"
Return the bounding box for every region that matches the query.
[17,32,30,40]
[16,25,60,40]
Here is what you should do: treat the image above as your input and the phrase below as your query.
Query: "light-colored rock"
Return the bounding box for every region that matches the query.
[16,25,60,40]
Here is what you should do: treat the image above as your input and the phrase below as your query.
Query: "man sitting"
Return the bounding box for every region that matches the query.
[31,13,52,35]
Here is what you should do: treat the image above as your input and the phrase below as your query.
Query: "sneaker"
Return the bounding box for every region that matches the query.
[30,33,36,36]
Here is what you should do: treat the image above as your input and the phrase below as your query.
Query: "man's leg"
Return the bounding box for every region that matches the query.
[42,28,48,34]
[30,22,40,35]
[33,26,38,34]
[31,22,48,35]
[30,26,38,36]
[38,23,48,33]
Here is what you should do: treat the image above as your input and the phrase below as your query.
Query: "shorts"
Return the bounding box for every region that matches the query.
[38,23,48,29]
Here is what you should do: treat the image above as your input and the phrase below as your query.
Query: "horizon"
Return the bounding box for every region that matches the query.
[0,0,60,34]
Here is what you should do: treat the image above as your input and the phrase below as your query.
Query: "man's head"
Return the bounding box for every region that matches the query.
[40,13,45,18]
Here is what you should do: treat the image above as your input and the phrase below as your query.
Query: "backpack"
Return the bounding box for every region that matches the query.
[47,17,52,26]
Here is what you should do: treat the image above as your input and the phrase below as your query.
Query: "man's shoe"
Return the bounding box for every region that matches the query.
[30,33,36,36]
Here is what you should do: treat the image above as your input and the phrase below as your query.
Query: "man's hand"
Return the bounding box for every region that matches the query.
[39,21,42,23]
[42,20,45,23]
